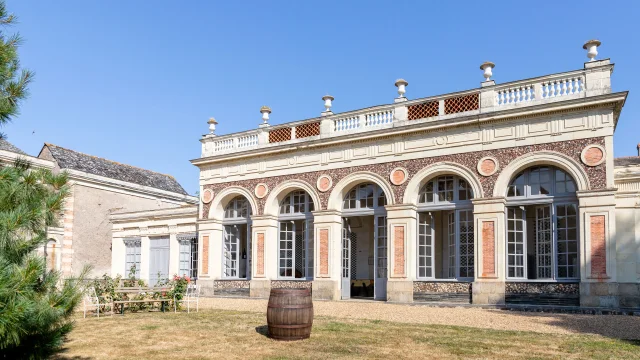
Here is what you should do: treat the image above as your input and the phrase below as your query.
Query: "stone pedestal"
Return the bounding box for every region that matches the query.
[250,279,271,298]
[312,279,338,300]
[386,280,413,303]
[472,281,505,305]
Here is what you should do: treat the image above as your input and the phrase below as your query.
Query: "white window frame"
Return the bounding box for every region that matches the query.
[278,190,315,280]
[124,238,141,279]
[342,183,387,216]
[222,196,252,280]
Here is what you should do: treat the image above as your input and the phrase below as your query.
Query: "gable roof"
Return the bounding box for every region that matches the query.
[0,139,27,155]
[39,144,189,195]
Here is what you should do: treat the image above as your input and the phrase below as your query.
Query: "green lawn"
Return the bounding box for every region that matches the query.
[56,309,640,359]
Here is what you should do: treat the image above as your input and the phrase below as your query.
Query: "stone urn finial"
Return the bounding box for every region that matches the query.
[207,117,218,135]
[260,106,271,126]
[480,62,495,81]
[395,79,408,98]
[583,39,601,62]
[321,95,334,116]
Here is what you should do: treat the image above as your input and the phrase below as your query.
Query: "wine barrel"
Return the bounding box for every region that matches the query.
[267,288,313,341]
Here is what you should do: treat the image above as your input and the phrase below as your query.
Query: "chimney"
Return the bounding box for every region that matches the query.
[637,143,640,156]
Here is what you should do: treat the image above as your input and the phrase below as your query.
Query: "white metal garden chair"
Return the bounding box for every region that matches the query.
[174,283,200,313]
[83,286,108,318]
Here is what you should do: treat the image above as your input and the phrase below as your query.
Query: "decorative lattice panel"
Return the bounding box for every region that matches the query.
[269,127,292,143]
[444,93,479,114]
[350,233,357,280]
[407,100,439,120]
[295,122,320,138]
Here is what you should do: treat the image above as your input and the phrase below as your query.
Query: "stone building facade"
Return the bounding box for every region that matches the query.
[111,41,640,309]
[1,141,196,278]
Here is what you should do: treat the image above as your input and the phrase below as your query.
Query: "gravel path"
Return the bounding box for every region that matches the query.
[199,297,640,339]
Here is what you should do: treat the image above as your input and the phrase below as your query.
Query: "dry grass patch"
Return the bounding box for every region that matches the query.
[55,309,640,360]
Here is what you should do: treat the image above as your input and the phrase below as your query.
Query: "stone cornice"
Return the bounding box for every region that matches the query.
[191,92,626,167]
[110,206,198,222]
[0,150,55,169]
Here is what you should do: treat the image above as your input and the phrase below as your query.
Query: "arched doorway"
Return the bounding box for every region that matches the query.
[277,190,315,279]
[416,175,474,281]
[222,196,252,279]
[504,166,579,280]
[340,183,388,300]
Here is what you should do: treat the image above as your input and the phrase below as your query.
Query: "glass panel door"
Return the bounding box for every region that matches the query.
[418,213,434,278]
[374,215,387,300]
[223,225,240,277]
[341,218,351,300]
[535,205,552,279]
[507,207,526,278]
[458,210,474,278]
[447,212,456,278]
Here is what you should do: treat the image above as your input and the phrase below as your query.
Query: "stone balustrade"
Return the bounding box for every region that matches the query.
[200,62,609,158]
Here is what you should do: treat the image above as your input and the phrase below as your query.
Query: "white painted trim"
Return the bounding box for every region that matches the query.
[403,162,484,205]
[493,151,590,197]
[263,179,321,217]
[327,171,395,211]
[208,186,259,220]
[580,144,606,167]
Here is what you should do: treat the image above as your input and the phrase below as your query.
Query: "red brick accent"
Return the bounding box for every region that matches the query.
[318,176,331,192]
[202,235,210,275]
[480,159,496,174]
[590,215,607,278]
[393,226,405,276]
[391,170,405,184]
[256,233,265,277]
[319,229,329,276]
[482,221,496,277]
[585,147,604,165]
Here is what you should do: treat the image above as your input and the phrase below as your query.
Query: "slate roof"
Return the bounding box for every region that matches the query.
[0,139,27,155]
[41,144,188,195]
[614,156,640,167]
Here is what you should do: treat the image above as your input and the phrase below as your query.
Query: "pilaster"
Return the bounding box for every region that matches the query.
[385,204,417,302]
[577,189,618,307]
[471,197,506,305]
[250,214,279,281]
[311,210,342,300]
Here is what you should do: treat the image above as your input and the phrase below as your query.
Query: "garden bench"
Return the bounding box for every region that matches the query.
[111,286,171,315]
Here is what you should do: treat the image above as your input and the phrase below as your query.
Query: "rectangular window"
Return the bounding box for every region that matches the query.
[223,226,240,277]
[458,179,471,201]
[124,239,141,278]
[556,204,579,279]
[420,181,434,203]
[178,238,198,279]
[376,216,387,278]
[417,213,434,278]
[278,222,294,277]
[359,184,374,208]
[190,238,199,279]
[507,173,525,197]
[536,206,553,279]
[458,210,474,278]
[447,211,456,278]
[507,207,526,278]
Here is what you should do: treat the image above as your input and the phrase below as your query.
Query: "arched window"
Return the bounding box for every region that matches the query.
[416,175,474,281]
[505,166,579,281]
[224,196,251,219]
[507,166,576,198]
[278,190,315,280]
[342,183,386,211]
[418,175,473,204]
[222,196,252,279]
[279,190,314,214]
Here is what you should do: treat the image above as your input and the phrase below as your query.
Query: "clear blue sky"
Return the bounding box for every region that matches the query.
[3,1,639,195]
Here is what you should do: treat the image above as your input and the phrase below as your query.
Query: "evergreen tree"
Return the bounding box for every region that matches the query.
[0,2,87,358]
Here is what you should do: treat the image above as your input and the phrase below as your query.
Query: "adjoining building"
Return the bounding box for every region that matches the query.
[0,140,197,278]
[111,40,640,309]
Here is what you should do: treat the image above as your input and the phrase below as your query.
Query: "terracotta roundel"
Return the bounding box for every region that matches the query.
[477,157,499,177]
[255,183,269,199]
[390,167,408,185]
[201,188,214,204]
[316,175,333,192]
[581,144,605,166]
